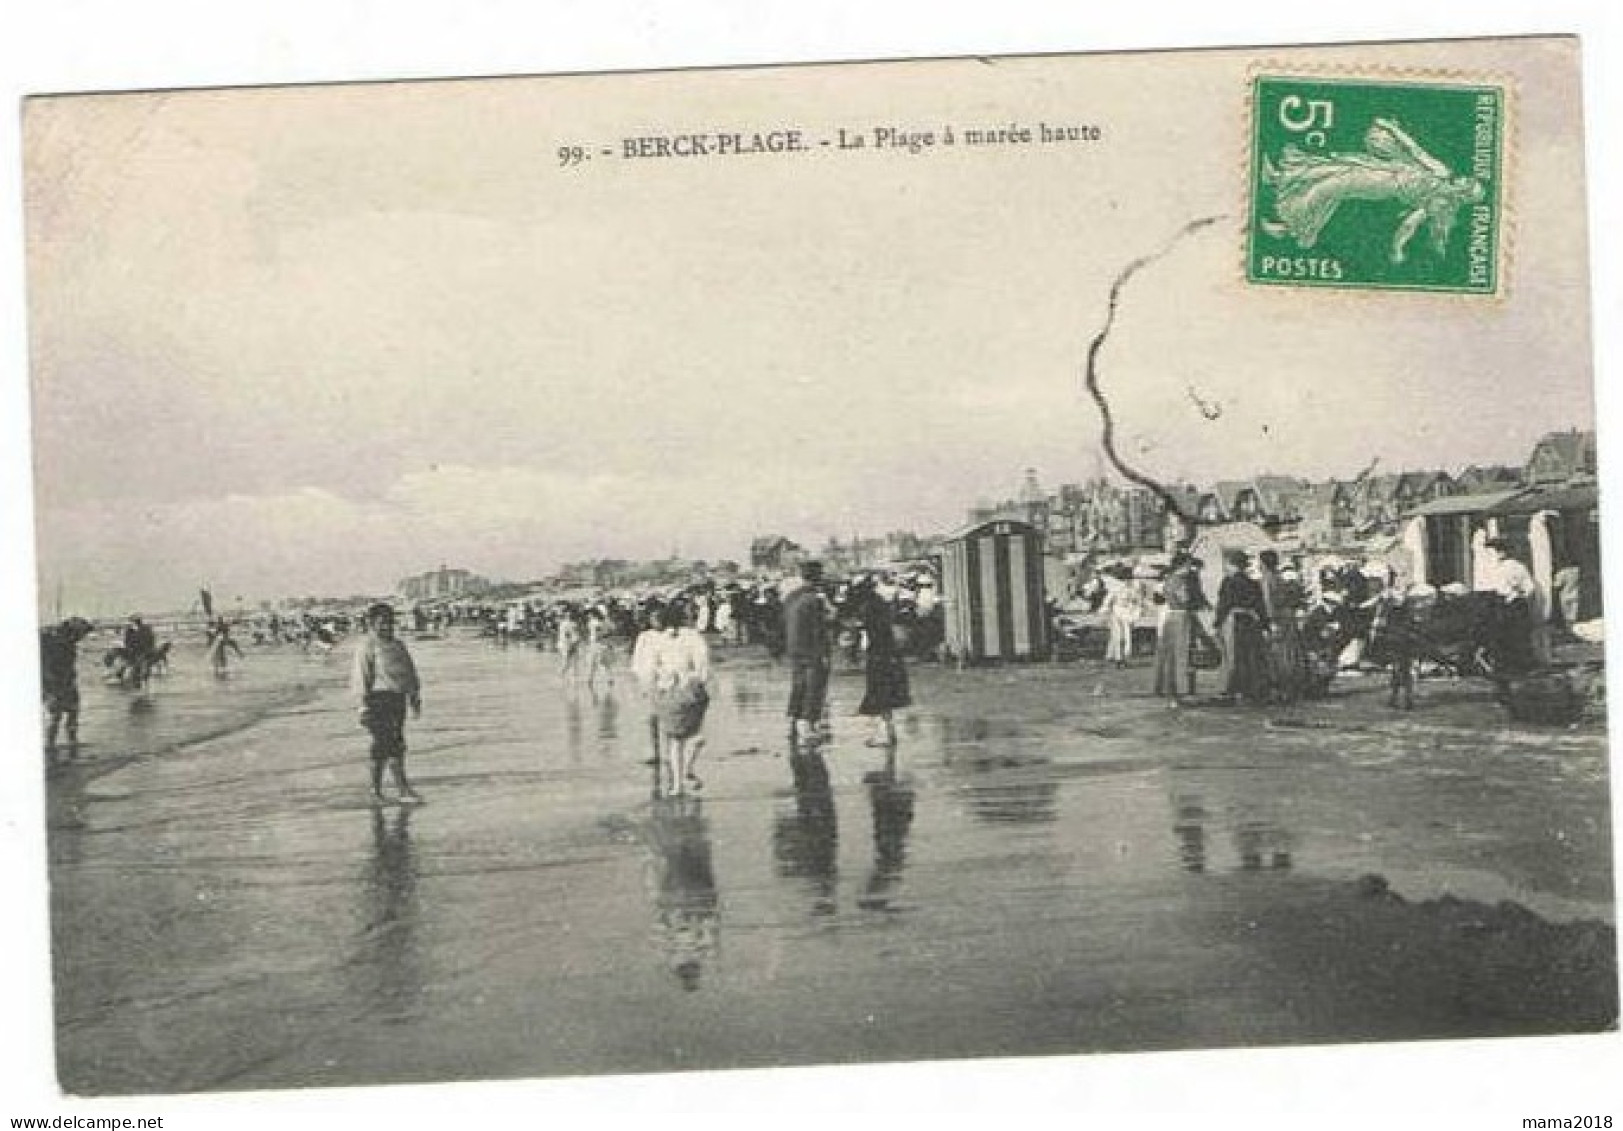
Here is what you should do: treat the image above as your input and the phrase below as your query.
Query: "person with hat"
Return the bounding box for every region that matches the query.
[41,616,94,760]
[1153,550,1210,705]
[1257,549,1310,704]
[351,602,425,804]
[1214,549,1271,703]
[855,574,912,747]
[205,615,244,678]
[121,613,158,689]
[782,560,834,742]
[556,606,584,686]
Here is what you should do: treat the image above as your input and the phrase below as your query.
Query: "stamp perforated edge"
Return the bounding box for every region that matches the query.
[1238,58,1518,304]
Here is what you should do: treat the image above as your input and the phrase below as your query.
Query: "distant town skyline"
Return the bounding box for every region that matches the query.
[37,425,1591,619]
[24,45,1594,616]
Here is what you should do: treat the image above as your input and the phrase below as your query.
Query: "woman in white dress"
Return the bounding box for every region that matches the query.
[1101,567,1144,668]
[648,601,712,797]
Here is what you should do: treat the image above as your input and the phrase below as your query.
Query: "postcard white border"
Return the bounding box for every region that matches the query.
[2,3,1619,1128]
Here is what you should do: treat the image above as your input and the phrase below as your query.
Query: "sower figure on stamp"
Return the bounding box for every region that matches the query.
[352,602,424,805]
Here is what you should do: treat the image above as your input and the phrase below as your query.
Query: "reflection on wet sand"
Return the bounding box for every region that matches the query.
[960,776,1059,825]
[938,716,1020,749]
[594,691,620,744]
[937,716,1059,824]
[563,693,584,763]
[773,742,839,916]
[347,806,421,1023]
[1236,819,1294,872]
[731,682,763,712]
[1170,769,1297,875]
[1172,797,1208,873]
[644,797,719,992]
[859,747,915,912]
[46,638,1616,1092]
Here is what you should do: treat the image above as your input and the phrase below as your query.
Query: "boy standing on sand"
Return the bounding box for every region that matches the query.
[352,602,424,805]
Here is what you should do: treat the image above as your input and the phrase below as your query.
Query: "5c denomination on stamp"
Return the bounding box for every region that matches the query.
[1247,74,1504,294]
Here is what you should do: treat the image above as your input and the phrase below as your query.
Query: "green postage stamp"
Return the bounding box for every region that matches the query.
[1247,74,1504,293]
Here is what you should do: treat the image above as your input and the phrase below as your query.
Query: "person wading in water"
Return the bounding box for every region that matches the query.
[352,603,425,805]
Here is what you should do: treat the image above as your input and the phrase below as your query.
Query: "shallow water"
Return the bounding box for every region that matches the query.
[45,632,1616,1094]
[53,638,341,771]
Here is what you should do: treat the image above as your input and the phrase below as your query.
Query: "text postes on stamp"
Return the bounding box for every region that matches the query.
[1247,75,1504,294]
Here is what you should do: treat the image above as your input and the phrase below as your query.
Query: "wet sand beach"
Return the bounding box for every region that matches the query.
[46,634,1616,1094]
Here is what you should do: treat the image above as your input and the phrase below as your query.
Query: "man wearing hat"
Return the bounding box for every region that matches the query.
[782,560,834,742]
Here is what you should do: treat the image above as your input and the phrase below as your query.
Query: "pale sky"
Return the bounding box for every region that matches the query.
[24,38,1594,613]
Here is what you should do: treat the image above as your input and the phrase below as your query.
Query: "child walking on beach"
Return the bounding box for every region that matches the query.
[352,602,424,805]
[647,600,712,798]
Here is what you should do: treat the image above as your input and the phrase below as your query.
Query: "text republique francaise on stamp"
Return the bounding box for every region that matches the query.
[1248,75,1504,294]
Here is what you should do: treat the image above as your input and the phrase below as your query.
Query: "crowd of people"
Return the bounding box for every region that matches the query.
[1131,537,1551,710]
[462,572,946,664]
[337,540,1553,803]
[37,534,1559,789]
[337,560,920,804]
[1146,548,1318,708]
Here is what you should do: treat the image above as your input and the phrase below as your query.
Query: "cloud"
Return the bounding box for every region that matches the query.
[24,59,1596,618]
[37,463,804,614]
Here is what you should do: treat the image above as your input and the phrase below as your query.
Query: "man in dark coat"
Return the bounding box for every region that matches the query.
[782,561,833,743]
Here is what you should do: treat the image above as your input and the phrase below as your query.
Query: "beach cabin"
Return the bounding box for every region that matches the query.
[1403,489,1526,588]
[1487,482,1604,626]
[1402,482,1602,630]
[941,519,1050,663]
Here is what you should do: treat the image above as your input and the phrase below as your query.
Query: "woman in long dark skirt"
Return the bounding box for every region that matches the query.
[1258,550,1311,704]
[1154,551,1209,705]
[856,576,912,747]
[1214,550,1271,703]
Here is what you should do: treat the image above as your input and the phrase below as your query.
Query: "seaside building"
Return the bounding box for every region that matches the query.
[1295,481,1356,549]
[1454,464,1524,495]
[1525,429,1598,486]
[749,535,803,572]
[951,427,1593,571]
[398,565,489,601]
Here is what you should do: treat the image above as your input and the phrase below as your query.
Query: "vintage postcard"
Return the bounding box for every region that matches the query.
[20,34,1615,1101]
